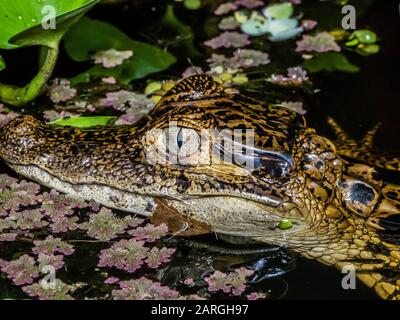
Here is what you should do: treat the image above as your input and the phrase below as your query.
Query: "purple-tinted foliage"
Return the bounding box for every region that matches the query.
[208,49,270,71]
[112,277,180,300]
[98,239,148,273]
[0,232,17,241]
[9,209,48,230]
[235,0,264,9]
[204,32,251,49]
[302,20,318,31]
[269,66,309,86]
[37,253,65,270]
[47,79,77,103]
[183,278,195,287]
[32,235,75,256]
[128,223,169,243]
[247,292,267,300]
[219,16,240,30]
[100,91,154,112]
[0,255,39,286]
[182,66,204,78]
[49,215,80,233]
[0,105,20,127]
[214,2,238,16]
[145,247,176,269]
[296,32,340,52]
[39,189,75,217]
[204,267,254,296]
[22,279,79,300]
[104,276,120,284]
[81,208,128,241]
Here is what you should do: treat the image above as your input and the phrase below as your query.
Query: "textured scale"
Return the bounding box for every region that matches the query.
[1,74,400,299]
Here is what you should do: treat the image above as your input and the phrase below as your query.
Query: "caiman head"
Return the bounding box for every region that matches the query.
[1,74,400,299]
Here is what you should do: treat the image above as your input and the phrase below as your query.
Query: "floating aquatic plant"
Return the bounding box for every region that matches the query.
[9,209,48,230]
[345,29,379,56]
[128,223,169,243]
[246,291,267,300]
[100,90,154,112]
[215,2,239,16]
[65,17,176,84]
[219,16,241,31]
[37,253,65,270]
[204,31,251,49]
[104,276,120,285]
[204,267,254,296]
[0,232,18,242]
[0,255,39,286]
[0,181,40,214]
[32,235,75,256]
[39,190,75,217]
[22,279,83,300]
[269,66,309,86]
[238,3,303,41]
[302,20,317,31]
[209,49,270,73]
[0,105,20,127]
[296,32,340,53]
[145,247,176,269]
[91,49,133,68]
[181,66,204,78]
[49,215,80,233]
[112,277,180,300]
[48,79,77,103]
[82,207,128,241]
[98,239,149,273]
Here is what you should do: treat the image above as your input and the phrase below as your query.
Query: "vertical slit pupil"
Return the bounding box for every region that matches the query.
[177,128,183,149]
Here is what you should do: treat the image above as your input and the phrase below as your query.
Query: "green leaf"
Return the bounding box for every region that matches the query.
[64,17,177,84]
[263,3,294,19]
[0,0,99,49]
[302,52,360,73]
[184,0,202,10]
[350,29,377,44]
[49,116,117,128]
[0,55,5,71]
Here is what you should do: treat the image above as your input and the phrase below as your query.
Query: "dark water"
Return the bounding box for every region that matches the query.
[0,0,399,300]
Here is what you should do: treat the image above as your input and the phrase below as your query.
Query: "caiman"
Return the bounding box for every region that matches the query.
[0,74,399,299]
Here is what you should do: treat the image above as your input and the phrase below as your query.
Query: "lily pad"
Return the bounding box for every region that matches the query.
[262,3,294,19]
[64,17,177,84]
[302,52,359,73]
[49,116,117,128]
[0,0,99,49]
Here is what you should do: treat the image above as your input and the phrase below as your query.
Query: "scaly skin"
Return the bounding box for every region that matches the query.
[0,74,399,299]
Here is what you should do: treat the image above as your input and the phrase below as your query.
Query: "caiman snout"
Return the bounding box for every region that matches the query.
[0,115,44,164]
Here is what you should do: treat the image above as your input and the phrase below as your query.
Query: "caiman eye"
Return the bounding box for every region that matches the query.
[161,126,201,165]
[252,150,293,181]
